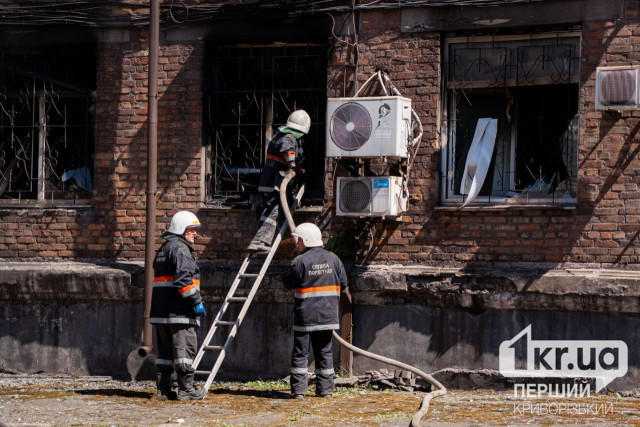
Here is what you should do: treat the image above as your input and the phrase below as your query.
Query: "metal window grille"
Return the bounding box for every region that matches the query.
[203,44,327,207]
[442,34,579,205]
[0,48,95,202]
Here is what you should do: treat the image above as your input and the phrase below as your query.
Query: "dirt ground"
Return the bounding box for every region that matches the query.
[1,373,640,426]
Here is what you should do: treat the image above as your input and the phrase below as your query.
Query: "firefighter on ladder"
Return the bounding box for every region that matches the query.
[283,223,349,399]
[150,211,207,401]
[248,110,310,254]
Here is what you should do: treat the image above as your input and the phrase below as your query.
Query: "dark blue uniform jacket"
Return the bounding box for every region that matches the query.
[258,132,300,193]
[283,247,348,332]
[150,233,202,326]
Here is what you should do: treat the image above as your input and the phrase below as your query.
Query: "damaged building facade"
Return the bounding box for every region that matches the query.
[1,0,639,390]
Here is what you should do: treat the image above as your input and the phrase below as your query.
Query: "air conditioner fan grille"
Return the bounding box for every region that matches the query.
[339,180,371,213]
[330,103,372,151]
[599,70,637,106]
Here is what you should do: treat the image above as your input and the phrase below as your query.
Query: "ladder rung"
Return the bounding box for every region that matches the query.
[204,345,223,351]
[239,273,259,278]
[215,320,237,326]
[194,370,211,376]
[227,296,248,302]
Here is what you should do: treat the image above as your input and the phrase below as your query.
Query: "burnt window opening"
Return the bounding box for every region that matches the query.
[0,46,96,202]
[203,43,327,208]
[441,33,580,206]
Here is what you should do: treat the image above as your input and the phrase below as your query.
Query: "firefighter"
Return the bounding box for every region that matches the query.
[283,223,349,399]
[150,211,207,401]
[248,110,310,254]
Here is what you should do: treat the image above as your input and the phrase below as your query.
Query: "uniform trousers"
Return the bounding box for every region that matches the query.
[251,192,281,247]
[155,324,197,376]
[290,330,335,395]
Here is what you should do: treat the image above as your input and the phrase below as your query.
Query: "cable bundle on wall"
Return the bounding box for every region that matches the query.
[0,0,539,28]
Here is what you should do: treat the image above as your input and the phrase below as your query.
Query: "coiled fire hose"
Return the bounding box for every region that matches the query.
[279,170,447,426]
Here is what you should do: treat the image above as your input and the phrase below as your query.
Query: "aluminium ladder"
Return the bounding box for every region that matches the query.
[191,185,304,393]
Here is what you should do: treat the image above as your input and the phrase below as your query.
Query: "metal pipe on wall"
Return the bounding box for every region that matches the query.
[138,0,159,357]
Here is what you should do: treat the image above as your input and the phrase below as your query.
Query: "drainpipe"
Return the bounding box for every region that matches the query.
[138,0,159,357]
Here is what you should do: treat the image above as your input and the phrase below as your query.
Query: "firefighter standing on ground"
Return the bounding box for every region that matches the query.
[150,211,207,401]
[283,223,349,399]
[248,110,310,254]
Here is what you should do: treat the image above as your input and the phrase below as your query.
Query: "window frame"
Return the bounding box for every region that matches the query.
[0,45,96,206]
[440,32,581,208]
[202,42,328,209]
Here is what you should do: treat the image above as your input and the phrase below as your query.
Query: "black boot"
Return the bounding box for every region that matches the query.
[156,373,176,400]
[176,373,207,401]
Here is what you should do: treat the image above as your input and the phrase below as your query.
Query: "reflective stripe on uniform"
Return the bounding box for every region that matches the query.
[153,282,175,288]
[294,285,340,299]
[259,216,277,226]
[179,284,195,295]
[294,290,340,299]
[293,324,339,332]
[315,368,334,376]
[283,150,296,162]
[149,317,197,325]
[153,276,174,287]
[156,275,200,297]
[258,185,276,192]
[266,153,286,164]
[291,367,308,374]
[156,358,173,366]
[178,280,200,297]
[174,357,193,366]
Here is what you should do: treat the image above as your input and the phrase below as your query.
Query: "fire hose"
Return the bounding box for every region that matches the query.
[279,170,447,426]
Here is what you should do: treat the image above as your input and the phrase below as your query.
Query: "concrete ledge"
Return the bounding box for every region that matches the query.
[0,261,292,304]
[350,265,640,314]
[0,261,144,302]
[4,261,640,313]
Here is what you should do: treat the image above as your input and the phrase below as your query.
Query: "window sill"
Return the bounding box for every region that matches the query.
[435,203,576,212]
[201,203,323,213]
[0,200,94,209]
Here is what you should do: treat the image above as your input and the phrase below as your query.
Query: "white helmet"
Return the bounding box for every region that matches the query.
[168,211,201,235]
[292,223,323,248]
[286,110,311,134]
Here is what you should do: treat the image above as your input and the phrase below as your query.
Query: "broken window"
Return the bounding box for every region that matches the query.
[203,44,327,208]
[0,46,95,202]
[441,33,579,206]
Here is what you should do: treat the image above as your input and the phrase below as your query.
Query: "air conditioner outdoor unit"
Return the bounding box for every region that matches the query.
[326,96,412,158]
[336,176,406,217]
[595,66,640,110]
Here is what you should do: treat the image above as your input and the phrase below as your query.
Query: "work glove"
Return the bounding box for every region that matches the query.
[194,302,206,316]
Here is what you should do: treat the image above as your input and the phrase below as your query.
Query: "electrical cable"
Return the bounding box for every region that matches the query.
[351,71,424,210]
[0,0,536,29]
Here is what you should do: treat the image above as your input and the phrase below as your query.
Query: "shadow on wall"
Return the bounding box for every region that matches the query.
[0,300,155,379]
[351,303,640,390]
[86,37,206,261]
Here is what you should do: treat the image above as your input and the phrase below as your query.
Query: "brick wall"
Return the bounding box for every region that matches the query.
[2,2,640,268]
[326,9,445,265]
[93,32,205,259]
[0,29,209,260]
[323,4,640,266]
[576,2,640,265]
